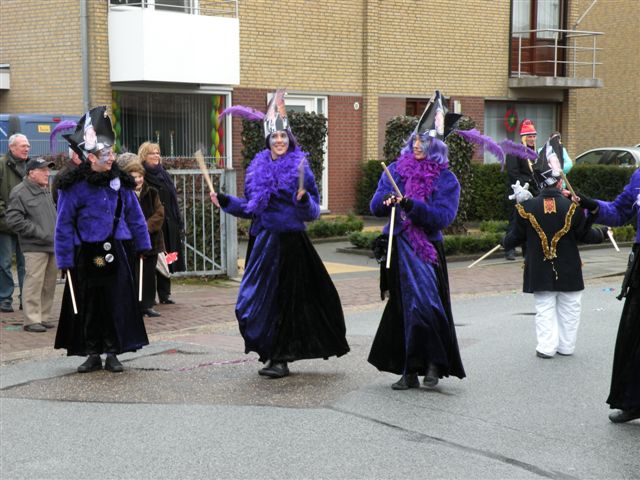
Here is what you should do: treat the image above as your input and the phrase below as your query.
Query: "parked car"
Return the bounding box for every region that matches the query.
[574,147,640,167]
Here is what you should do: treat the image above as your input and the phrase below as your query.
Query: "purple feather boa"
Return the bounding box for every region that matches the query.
[219,105,265,122]
[455,128,505,166]
[244,148,307,215]
[395,152,447,264]
[499,139,538,161]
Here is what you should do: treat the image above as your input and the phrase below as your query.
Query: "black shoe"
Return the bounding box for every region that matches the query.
[391,373,420,390]
[423,364,440,387]
[609,408,640,424]
[0,303,14,313]
[23,323,47,333]
[159,298,175,305]
[41,321,56,329]
[143,308,162,317]
[104,354,124,373]
[77,355,102,373]
[258,361,289,378]
[19,303,23,310]
[536,351,553,359]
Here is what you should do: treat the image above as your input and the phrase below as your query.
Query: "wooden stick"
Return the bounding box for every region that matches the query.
[607,228,620,252]
[467,244,502,269]
[195,150,216,195]
[381,162,403,197]
[386,205,396,269]
[298,159,305,192]
[560,171,577,199]
[138,257,143,302]
[67,269,78,315]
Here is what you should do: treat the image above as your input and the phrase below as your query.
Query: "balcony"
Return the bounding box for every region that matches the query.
[509,28,603,90]
[108,1,239,85]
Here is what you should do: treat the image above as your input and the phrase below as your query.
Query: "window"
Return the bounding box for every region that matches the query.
[114,90,230,166]
[484,101,557,164]
[512,0,531,37]
[536,0,561,39]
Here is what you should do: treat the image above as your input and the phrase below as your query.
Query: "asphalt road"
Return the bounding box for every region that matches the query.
[0,243,637,479]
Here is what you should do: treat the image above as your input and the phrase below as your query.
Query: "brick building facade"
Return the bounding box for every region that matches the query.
[1,0,638,214]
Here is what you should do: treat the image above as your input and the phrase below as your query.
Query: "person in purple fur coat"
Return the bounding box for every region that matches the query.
[575,172,640,424]
[368,92,466,390]
[54,106,151,374]
[210,90,349,379]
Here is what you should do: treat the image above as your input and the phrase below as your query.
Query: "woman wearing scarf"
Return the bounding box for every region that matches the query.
[368,92,465,390]
[138,142,184,305]
[209,90,349,378]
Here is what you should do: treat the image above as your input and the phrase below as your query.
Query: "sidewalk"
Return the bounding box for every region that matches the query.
[0,242,628,363]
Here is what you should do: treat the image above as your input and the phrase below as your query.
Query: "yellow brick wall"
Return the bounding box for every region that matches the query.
[87,0,112,110]
[0,0,84,114]
[375,0,511,97]
[567,0,640,153]
[237,0,364,92]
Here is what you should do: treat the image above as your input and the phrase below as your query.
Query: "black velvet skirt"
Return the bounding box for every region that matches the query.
[607,243,640,410]
[55,240,149,356]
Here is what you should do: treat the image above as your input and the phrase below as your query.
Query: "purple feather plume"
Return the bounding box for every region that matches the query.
[499,139,538,161]
[454,128,505,166]
[49,120,77,151]
[219,105,265,122]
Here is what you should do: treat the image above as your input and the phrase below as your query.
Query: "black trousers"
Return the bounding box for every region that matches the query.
[156,270,171,302]
[135,254,158,309]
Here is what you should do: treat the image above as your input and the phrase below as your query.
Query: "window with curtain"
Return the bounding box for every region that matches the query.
[536,0,561,39]
[512,0,531,37]
[483,101,557,164]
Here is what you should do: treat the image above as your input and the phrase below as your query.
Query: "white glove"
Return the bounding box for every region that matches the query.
[509,180,533,203]
[636,192,640,207]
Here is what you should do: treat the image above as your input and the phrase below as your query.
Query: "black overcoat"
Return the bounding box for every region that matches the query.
[503,188,605,293]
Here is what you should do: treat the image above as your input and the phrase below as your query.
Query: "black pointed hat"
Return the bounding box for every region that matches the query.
[533,133,564,188]
[63,106,115,162]
[414,90,461,140]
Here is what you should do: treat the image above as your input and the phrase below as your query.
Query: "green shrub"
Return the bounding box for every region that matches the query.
[598,224,637,242]
[566,165,634,201]
[348,230,380,250]
[383,116,418,164]
[479,220,509,233]
[355,160,384,215]
[444,233,502,255]
[306,214,364,238]
[446,117,477,233]
[468,164,511,221]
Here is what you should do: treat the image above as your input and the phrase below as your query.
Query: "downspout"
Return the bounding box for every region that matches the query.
[80,0,90,112]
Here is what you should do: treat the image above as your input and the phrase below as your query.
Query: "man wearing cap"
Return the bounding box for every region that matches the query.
[5,158,58,332]
[502,138,606,359]
[0,133,29,312]
[504,119,539,260]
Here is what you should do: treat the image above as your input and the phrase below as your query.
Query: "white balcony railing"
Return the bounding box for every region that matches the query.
[108,1,240,85]
[512,28,603,79]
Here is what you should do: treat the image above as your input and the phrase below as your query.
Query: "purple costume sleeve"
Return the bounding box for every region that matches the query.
[403,170,460,233]
[594,169,640,243]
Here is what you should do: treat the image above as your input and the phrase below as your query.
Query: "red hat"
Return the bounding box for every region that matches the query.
[519,119,537,136]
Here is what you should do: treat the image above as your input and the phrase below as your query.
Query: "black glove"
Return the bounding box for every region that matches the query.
[499,234,506,248]
[297,191,309,203]
[576,192,598,212]
[599,226,609,241]
[138,249,154,258]
[216,192,230,208]
[399,197,413,212]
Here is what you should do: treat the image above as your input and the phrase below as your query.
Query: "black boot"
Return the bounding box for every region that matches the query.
[104,354,124,373]
[258,360,289,378]
[391,373,419,390]
[609,408,640,423]
[423,363,439,387]
[77,354,102,373]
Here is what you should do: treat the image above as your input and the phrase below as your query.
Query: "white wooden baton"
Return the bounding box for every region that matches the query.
[67,269,78,315]
[139,257,143,302]
[386,205,396,269]
[607,228,620,252]
[381,162,403,197]
[467,244,502,269]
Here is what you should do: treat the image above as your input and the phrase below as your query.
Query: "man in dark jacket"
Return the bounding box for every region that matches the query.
[0,133,29,312]
[504,119,539,260]
[502,144,606,359]
[6,158,58,332]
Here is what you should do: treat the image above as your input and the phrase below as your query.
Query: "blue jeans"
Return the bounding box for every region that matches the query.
[0,232,25,306]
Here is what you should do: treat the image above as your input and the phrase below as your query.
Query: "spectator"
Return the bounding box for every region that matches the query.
[138,142,184,305]
[6,158,58,332]
[122,160,165,318]
[0,133,29,312]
